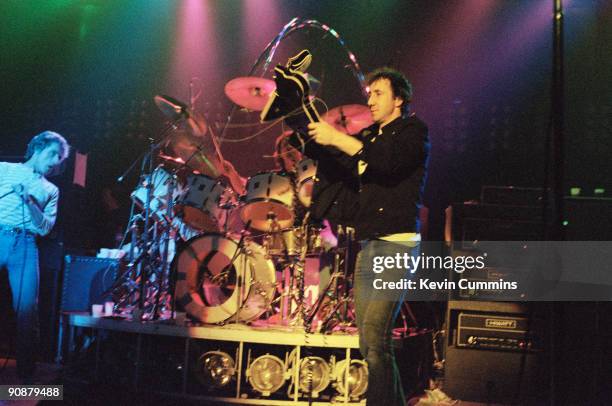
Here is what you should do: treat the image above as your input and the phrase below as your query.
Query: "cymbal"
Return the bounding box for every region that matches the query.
[154,95,188,120]
[154,94,208,137]
[224,77,276,111]
[322,104,373,134]
[154,95,207,137]
[161,130,223,178]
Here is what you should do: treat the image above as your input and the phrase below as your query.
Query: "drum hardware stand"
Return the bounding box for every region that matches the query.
[132,137,159,321]
[337,226,355,328]
[128,213,141,262]
[214,220,252,325]
[265,213,297,325]
[284,222,312,329]
[152,176,178,320]
[286,258,307,328]
[116,118,184,321]
[233,226,253,325]
[305,226,355,333]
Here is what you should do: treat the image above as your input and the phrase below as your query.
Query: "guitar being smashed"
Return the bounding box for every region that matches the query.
[260,50,322,136]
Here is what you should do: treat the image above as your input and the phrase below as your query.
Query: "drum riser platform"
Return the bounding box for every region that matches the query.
[58,313,365,405]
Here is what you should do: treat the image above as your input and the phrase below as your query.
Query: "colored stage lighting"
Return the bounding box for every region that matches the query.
[333,359,368,399]
[297,356,330,398]
[198,351,235,388]
[247,354,287,396]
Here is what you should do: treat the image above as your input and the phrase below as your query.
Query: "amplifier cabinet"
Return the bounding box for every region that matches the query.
[60,256,119,312]
[444,300,550,404]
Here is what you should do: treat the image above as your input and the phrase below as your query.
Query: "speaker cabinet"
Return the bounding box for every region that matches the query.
[443,301,550,405]
[61,256,119,312]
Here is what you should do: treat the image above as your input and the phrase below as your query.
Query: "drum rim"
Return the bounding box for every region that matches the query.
[185,173,228,190]
[240,197,295,210]
[246,170,294,180]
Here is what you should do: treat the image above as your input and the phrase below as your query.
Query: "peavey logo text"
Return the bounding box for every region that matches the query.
[485,318,517,329]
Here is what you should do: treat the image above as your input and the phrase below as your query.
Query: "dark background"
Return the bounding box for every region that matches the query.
[0,2,610,401]
[0,0,611,251]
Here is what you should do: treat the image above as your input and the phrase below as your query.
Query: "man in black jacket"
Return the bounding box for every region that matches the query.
[306,67,429,406]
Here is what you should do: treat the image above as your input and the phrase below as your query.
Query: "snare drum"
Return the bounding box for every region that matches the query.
[131,166,179,220]
[263,225,324,258]
[295,158,317,207]
[174,233,276,324]
[240,171,295,231]
[176,174,227,232]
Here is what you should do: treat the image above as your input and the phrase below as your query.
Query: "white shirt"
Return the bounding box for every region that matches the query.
[0,162,59,236]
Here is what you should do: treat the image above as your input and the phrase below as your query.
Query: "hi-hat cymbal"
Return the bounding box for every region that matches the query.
[224,77,276,111]
[322,104,373,134]
[154,95,188,120]
[154,94,208,137]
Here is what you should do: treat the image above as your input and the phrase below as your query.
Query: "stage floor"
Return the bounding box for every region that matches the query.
[59,312,360,349]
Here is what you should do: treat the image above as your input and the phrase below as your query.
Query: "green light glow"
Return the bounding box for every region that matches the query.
[79,4,99,41]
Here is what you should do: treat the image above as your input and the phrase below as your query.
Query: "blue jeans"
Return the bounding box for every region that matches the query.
[354,238,420,406]
[0,229,39,381]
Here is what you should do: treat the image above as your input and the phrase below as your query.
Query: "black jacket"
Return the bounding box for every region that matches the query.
[292,115,429,240]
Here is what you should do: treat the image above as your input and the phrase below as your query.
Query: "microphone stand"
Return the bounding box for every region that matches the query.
[116,120,178,183]
[117,117,183,321]
[215,220,251,324]
[134,138,156,320]
[152,174,177,320]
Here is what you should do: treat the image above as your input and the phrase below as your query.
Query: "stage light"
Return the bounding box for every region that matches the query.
[296,356,330,398]
[333,359,368,399]
[198,351,235,388]
[247,354,287,396]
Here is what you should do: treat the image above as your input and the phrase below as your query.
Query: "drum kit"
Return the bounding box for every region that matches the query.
[111,76,372,332]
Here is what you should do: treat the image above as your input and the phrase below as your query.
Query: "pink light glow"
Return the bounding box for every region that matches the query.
[479,1,554,77]
[167,0,220,104]
[242,0,282,72]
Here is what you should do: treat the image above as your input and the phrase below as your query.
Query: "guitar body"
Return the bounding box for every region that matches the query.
[260,50,321,136]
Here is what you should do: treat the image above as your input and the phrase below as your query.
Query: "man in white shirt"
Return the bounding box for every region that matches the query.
[0,131,70,383]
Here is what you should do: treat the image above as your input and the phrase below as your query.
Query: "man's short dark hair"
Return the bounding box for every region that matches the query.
[25,131,70,161]
[366,67,413,115]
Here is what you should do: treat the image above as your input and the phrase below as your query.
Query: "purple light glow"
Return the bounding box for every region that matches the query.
[167,0,220,104]
[412,0,498,106]
[473,0,554,83]
[413,0,553,112]
[242,0,282,72]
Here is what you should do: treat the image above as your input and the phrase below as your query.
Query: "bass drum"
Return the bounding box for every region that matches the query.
[174,233,276,324]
